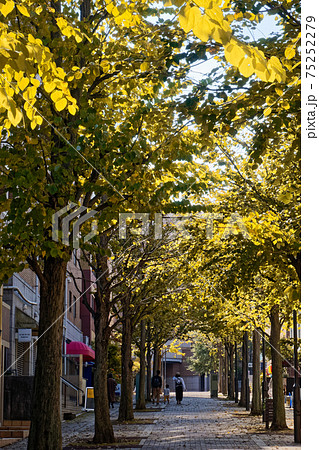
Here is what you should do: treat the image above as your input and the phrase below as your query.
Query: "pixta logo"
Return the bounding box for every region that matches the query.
[118,212,250,240]
[52,203,98,249]
[52,204,250,247]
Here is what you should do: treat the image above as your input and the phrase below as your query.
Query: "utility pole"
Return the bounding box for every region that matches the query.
[293,310,301,443]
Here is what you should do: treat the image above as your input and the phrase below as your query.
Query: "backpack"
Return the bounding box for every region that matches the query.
[152,375,161,388]
[175,377,182,387]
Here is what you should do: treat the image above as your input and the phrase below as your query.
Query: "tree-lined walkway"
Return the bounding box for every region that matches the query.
[6,392,299,449]
[142,392,298,450]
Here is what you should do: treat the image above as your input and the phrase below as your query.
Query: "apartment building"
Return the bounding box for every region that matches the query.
[0,250,96,422]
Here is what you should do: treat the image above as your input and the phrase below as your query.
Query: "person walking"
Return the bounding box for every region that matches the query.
[151,369,162,405]
[163,384,170,404]
[173,372,186,405]
[107,373,117,408]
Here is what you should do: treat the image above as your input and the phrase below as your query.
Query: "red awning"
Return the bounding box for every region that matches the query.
[66,341,95,362]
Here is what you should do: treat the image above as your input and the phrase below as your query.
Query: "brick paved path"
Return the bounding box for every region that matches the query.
[141,392,300,450]
[6,392,300,449]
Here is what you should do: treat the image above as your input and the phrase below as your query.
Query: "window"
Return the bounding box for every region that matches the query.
[73,295,76,318]
[69,291,72,313]
[16,341,30,375]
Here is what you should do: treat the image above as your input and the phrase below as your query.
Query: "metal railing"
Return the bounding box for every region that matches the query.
[61,376,85,408]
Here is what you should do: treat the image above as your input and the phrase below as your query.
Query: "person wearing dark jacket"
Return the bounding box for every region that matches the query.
[151,369,162,405]
[107,373,117,408]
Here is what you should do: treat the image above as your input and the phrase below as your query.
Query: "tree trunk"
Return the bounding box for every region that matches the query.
[218,342,222,393]
[28,257,67,450]
[224,344,228,396]
[146,341,152,402]
[251,329,262,416]
[153,346,159,376]
[239,332,248,408]
[228,343,235,400]
[270,305,287,429]
[219,347,227,395]
[118,313,134,422]
[136,320,146,410]
[93,290,114,443]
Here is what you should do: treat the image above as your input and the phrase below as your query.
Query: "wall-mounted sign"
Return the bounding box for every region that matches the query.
[18,328,32,343]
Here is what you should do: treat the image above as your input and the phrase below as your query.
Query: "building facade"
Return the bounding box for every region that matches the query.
[0,250,96,423]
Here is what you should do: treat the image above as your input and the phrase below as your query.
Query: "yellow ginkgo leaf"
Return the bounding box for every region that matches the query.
[1,0,15,17]
[17,4,30,17]
[193,16,215,42]
[18,77,29,91]
[140,62,149,71]
[111,6,119,17]
[282,100,290,110]
[36,115,43,125]
[51,90,63,102]
[74,31,83,43]
[238,57,254,78]
[68,104,77,115]
[263,107,272,117]
[179,4,201,34]
[26,107,35,120]
[44,81,56,93]
[30,119,37,130]
[55,97,67,112]
[266,96,272,106]
[206,5,224,26]
[224,41,246,68]
[8,107,23,127]
[285,46,295,60]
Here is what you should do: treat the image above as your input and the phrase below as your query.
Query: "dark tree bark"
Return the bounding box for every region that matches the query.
[251,329,262,416]
[118,303,134,422]
[227,343,235,400]
[93,287,114,443]
[80,0,91,21]
[239,332,248,408]
[88,228,116,444]
[288,252,301,281]
[224,344,228,396]
[136,319,146,410]
[146,337,152,402]
[219,346,227,395]
[270,305,287,430]
[153,346,159,376]
[28,257,67,450]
